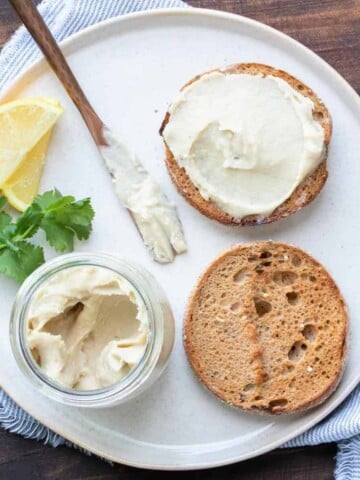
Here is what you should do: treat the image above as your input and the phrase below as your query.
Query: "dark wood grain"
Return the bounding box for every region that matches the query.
[189,0,360,94]
[0,427,336,480]
[1,1,359,92]
[0,0,357,478]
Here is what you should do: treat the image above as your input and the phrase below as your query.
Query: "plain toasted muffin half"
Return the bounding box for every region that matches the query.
[160,63,332,226]
[184,242,348,414]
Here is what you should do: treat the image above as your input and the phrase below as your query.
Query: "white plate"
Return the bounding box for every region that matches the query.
[1,7,359,470]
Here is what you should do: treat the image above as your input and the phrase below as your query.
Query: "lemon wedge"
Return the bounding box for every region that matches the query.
[0,97,63,185]
[2,129,53,211]
[0,97,63,210]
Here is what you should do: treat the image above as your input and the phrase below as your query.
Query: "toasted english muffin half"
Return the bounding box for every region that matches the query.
[184,242,347,414]
[160,64,331,226]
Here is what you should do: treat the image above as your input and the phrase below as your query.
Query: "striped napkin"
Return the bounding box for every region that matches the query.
[0,1,359,478]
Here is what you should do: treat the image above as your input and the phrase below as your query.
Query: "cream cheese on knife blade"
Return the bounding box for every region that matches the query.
[100,128,186,263]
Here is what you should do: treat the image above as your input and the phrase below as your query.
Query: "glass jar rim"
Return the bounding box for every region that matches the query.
[10,252,165,407]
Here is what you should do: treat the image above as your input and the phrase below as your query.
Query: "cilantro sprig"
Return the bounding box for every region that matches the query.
[0,190,94,283]
[0,195,7,211]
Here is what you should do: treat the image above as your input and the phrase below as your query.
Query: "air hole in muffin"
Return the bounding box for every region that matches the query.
[243,383,255,392]
[230,302,241,312]
[292,254,302,267]
[302,324,317,342]
[260,251,272,259]
[269,398,288,409]
[248,255,257,262]
[288,341,307,362]
[262,261,272,267]
[286,291,300,305]
[298,84,304,91]
[233,268,250,284]
[255,395,263,401]
[273,271,297,285]
[313,111,324,121]
[255,267,264,275]
[254,298,272,317]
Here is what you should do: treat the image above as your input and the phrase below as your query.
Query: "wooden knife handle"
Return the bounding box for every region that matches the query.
[9,0,106,145]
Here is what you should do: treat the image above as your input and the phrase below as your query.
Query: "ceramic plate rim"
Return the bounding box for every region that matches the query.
[0,7,359,470]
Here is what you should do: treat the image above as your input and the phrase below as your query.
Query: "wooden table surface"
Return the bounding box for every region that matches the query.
[0,0,359,478]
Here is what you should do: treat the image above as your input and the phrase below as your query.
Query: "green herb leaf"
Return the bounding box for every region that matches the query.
[15,203,43,240]
[0,189,94,282]
[0,213,17,250]
[34,190,94,252]
[0,195,7,210]
[0,242,44,283]
[40,217,75,252]
[0,212,12,231]
[34,189,63,211]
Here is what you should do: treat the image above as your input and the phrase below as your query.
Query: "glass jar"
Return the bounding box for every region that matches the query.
[10,252,175,408]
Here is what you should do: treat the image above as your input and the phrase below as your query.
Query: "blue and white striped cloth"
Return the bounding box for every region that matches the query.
[0,1,359,478]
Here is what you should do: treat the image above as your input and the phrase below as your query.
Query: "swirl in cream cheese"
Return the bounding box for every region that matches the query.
[163,71,325,219]
[27,266,148,391]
